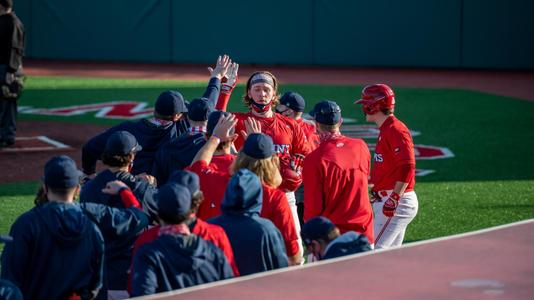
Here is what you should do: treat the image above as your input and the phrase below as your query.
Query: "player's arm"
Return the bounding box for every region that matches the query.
[204,55,231,109]
[191,114,237,165]
[215,61,239,111]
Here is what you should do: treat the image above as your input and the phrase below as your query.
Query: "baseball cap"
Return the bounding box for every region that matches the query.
[310,100,342,125]
[43,155,83,189]
[206,111,231,135]
[157,183,192,219]
[104,131,142,156]
[155,90,188,116]
[0,235,13,243]
[279,92,305,112]
[187,98,210,122]
[301,216,337,246]
[168,170,200,196]
[242,133,275,159]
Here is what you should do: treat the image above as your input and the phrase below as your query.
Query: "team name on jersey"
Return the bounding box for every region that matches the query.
[374,153,383,163]
[274,144,290,155]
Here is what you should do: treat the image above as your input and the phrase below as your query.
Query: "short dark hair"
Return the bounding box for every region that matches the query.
[381,108,394,115]
[317,122,340,133]
[154,111,179,121]
[305,227,340,247]
[101,153,133,168]
[188,191,204,214]
[0,0,13,9]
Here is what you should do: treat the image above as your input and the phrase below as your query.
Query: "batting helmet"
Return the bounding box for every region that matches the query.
[354,84,395,115]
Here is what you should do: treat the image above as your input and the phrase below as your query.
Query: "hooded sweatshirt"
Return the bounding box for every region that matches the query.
[208,170,288,275]
[131,233,233,296]
[323,231,372,260]
[1,202,104,300]
[152,131,206,185]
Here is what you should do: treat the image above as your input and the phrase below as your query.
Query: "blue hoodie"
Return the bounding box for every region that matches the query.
[208,169,288,275]
[1,202,104,300]
[0,279,22,300]
[152,131,206,185]
[81,77,221,175]
[131,233,234,296]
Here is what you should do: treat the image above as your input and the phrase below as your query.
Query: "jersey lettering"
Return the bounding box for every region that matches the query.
[274,144,290,155]
[374,153,383,163]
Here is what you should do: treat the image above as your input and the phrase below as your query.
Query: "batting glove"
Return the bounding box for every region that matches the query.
[221,62,239,94]
[382,192,400,217]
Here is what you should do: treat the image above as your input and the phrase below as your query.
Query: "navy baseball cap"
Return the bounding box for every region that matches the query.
[0,235,13,243]
[279,92,306,112]
[187,98,210,122]
[207,111,231,135]
[155,90,188,116]
[301,216,336,246]
[44,155,82,189]
[243,133,275,159]
[168,170,200,196]
[310,100,342,125]
[104,131,142,156]
[157,183,192,218]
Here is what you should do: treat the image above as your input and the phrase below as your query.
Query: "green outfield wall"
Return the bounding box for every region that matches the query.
[13,0,534,69]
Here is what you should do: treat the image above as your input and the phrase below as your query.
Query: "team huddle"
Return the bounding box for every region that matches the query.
[0,55,418,299]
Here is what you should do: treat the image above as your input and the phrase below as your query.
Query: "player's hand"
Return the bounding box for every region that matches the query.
[290,154,305,174]
[212,113,238,142]
[240,117,262,140]
[80,173,96,185]
[136,173,157,186]
[208,54,231,80]
[102,180,129,195]
[382,192,400,217]
[221,62,239,94]
[279,167,303,192]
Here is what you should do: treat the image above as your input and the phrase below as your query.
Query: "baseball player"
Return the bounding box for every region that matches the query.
[129,170,239,294]
[276,91,320,227]
[1,156,105,300]
[208,169,289,276]
[301,216,372,261]
[303,100,374,244]
[131,183,234,296]
[81,55,230,177]
[214,66,310,256]
[355,84,418,249]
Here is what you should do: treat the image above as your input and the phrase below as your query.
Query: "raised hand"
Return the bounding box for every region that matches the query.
[212,113,238,142]
[240,117,262,140]
[222,62,239,93]
[101,180,129,195]
[208,54,231,80]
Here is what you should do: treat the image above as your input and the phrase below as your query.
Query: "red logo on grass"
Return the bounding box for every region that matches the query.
[23,101,153,119]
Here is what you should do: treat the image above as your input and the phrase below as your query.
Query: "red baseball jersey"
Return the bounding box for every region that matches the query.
[260,183,300,257]
[187,160,231,221]
[303,135,374,243]
[128,219,239,293]
[371,116,416,193]
[233,112,311,159]
[297,118,320,151]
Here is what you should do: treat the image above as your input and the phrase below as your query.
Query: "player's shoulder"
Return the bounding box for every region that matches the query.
[276,113,299,126]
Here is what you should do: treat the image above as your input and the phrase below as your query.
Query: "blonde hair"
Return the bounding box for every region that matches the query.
[242,71,281,109]
[231,152,282,188]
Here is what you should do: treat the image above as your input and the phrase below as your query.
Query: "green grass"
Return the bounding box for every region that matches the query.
[2,75,534,252]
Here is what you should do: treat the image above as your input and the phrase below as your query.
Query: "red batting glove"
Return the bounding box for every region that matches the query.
[290,154,305,174]
[382,192,400,217]
[278,167,303,192]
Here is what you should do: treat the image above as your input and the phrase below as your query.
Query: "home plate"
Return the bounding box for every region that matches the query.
[0,136,70,152]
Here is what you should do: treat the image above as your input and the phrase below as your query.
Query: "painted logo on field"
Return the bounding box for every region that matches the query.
[19,101,154,119]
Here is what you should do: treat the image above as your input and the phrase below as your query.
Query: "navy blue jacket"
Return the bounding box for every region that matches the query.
[131,233,234,296]
[323,231,372,260]
[208,184,288,276]
[81,203,149,294]
[81,77,221,175]
[80,169,158,221]
[0,202,105,300]
[152,131,206,185]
